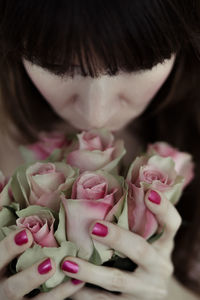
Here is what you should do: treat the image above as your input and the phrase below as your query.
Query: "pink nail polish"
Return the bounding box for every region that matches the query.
[71,279,83,285]
[14,230,28,246]
[148,190,161,205]
[92,222,108,237]
[38,258,52,275]
[62,260,79,273]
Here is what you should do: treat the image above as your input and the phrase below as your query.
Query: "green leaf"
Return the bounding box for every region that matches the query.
[148,225,165,244]
[0,225,18,238]
[163,176,184,205]
[19,146,37,163]
[0,223,15,241]
[89,245,102,266]
[0,207,17,228]
[16,244,46,271]
[54,202,67,245]
[101,139,127,173]
[44,149,63,162]
[40,284,52,293]
[11,164,30,207]
[117,183,129,230]
[0,178,12,206]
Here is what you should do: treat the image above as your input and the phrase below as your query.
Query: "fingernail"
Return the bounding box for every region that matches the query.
[62,260,79,273]
[92,222,108,237]
[38,258,52,275]
[71,279,83,285]
[148,190,161,205]
[14,230,28,246]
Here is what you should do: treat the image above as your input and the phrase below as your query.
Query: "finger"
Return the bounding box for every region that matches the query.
[0,229,33,271]
[34,279,84,300]
[60,257,164,297]
[2,257,56,299]
[71,286,125,300]
[145,190,182,255]
[61,256,135,293]
[88,220,157,272]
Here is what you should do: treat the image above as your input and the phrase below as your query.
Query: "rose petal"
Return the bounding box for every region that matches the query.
[128,183,158,239]
[62,197,113,259]
[72,172,108,199]
[29,191,60,211]
[78,132,103,150]
[143,209,158,239]
[34,220,58,247]
[66,148,114,172]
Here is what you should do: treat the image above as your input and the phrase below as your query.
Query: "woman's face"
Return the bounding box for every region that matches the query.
[22,55,175,132]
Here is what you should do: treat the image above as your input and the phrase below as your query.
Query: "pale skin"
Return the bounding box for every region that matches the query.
[0,54,199,299]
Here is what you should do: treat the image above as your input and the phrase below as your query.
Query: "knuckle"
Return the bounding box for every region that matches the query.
[156,257,174,277]
[135,240,153,261]
[168,213,182,236]
[174,212,182,231]
[163,262,174,278]
[166,261,174,276]
[162,204,182,240]
[109,225,122,247]
[108,269,124,291]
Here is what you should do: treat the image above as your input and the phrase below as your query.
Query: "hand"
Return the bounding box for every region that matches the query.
[0,229,84,300]
[61,189,182,300]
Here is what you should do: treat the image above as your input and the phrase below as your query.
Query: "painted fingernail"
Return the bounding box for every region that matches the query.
[92,222,108,237]
[148,190,161,205]
[38,258,52,275]
[14,230,28,246]
[71,279,83,285]
[62,260,79,273]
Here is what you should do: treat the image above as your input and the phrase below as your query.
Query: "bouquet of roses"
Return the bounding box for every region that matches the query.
[0,128,194,293]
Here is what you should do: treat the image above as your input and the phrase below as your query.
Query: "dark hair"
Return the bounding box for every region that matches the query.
[0,0,200,296]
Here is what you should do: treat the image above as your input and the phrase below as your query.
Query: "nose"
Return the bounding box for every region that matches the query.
[74,76,120,128]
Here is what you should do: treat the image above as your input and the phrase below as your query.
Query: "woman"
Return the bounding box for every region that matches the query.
[0,1,199,299]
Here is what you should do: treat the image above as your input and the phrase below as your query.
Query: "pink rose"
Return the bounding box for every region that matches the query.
[27,131,69,160]
[25,162,78,211]
[62,170,125,261]
[16,207,58,247]
[66,128,126,173]
[128,155,179,192]
[147,142,194,188]
[126,155,184,239]
[20,131,70,163]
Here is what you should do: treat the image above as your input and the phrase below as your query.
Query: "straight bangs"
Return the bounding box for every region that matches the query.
[0,0,190,78]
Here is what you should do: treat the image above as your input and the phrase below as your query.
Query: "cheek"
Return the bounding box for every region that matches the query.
[142,73,169,101]
[126,63,174,111]
[23,59,76,110]
[31,78,72,109]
